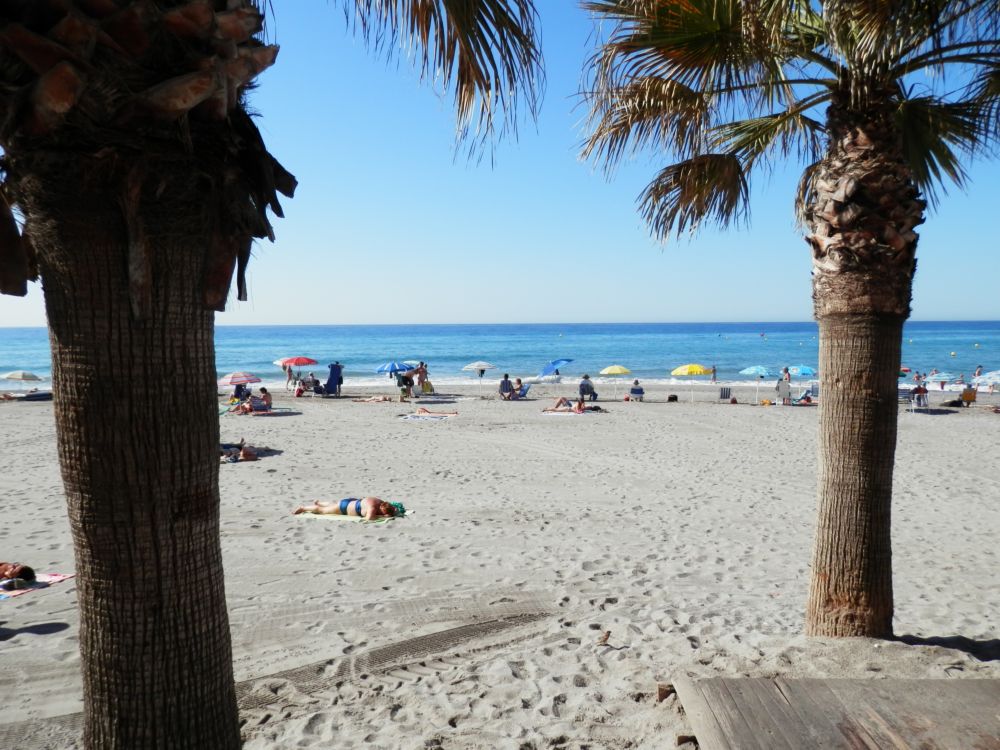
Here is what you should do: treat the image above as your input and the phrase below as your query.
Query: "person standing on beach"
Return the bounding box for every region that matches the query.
[284,364,294,391]
[711,365,717,384]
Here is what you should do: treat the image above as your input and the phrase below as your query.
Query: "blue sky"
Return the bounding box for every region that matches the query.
[0,3,996,327]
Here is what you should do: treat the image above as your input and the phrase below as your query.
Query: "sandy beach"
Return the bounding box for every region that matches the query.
[2,383,999,749]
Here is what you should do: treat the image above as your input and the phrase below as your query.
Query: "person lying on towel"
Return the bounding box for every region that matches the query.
[293,497,406,521]
[1,561,36,590]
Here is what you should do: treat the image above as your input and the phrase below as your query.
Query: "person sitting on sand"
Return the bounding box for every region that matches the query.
[498,374,514,400]
[293,497,405,521]
[544,396,586,414]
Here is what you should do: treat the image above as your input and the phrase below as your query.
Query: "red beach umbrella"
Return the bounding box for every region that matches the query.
[217,372,261,386]
[274,356,318,367]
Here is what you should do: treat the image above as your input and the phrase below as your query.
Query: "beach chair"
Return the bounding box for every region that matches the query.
[809,382,820,399]
[508,383,530,400]
[897,386,911,404]
[960,387,977,407]
[718,387,732,402]
[629,386,645,402]
[910,390,929,412]
[792,388,812,404]
[248,396,271,413]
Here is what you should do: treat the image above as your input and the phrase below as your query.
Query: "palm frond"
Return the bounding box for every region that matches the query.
[896,95,989,207]
[794,159,822,227]
[347,0,543,145]
[582,76,709,169]
[709,91,828,169]
[584,0,785,106]
[638,153,749,240]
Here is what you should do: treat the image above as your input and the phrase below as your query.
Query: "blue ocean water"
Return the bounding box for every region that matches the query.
[1,321,997,389]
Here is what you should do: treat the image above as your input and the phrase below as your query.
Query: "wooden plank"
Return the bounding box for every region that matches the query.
[774,677,879,749]
[674,677,1000,750]
[673,676,733,750]
[822,679,1000,749]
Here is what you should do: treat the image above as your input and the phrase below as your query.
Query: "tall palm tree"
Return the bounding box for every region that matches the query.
[0,1,540,747]
[581,0,998,638]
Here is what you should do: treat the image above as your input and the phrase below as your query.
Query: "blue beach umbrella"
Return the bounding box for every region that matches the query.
[540,358,573,377]
[376,361,409,375]
[740,365,772,403]
[787,364,817,377]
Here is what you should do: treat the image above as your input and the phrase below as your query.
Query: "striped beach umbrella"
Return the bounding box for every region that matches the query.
[217,372,261,386]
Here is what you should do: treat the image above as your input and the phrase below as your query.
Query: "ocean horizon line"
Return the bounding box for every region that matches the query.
[1,318,998,330]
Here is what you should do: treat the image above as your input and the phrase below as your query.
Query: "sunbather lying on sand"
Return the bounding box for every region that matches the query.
[544,397,586,413]
[292,497,405,520]
[543,397,607,414]
[414,407,458,416]
[0,562,36,589]
[353,395,394,403]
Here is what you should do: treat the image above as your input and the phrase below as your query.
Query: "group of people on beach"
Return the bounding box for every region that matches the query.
[395,362,433,401]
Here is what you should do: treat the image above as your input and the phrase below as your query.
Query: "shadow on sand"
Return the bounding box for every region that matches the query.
[0,620,71,641]
[896,634,1000,662]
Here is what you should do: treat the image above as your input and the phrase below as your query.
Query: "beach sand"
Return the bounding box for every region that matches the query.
[2,384,999,748]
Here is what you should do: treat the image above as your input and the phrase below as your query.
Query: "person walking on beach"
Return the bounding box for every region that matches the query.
[284,364,294,391]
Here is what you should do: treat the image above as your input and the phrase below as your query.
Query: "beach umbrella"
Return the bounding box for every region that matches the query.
[217,372,261,386]
[462,361,497,395]
[376,361,409,374]
[739,366,772,404]
[540,358,573,377]
[274,356,317,368]
[671,363,712,376]
[926,372,957,389]
[973,369,1000,386]
[2,370,43,381]
[600,364,631,398]
[787,364,817,377]
[671,363,711,402]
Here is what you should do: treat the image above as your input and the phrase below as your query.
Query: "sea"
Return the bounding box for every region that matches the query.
[0,321,997,391]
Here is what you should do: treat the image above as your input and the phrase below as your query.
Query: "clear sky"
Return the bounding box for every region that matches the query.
[0,3,996,327]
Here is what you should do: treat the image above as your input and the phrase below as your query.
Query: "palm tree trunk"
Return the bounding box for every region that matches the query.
[15,157,240,748]
[803,92,923,638]
[806,315,901,637]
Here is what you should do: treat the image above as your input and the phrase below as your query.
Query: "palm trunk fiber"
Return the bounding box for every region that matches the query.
[17,157,240,748]
[806,314,901,638]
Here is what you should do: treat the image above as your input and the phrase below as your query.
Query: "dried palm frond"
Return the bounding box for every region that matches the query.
[345,0,543,145]
[639,153,749,240]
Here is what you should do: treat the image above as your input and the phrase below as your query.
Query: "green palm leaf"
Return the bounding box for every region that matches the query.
[896,96,989,206]
[710,98,825,169]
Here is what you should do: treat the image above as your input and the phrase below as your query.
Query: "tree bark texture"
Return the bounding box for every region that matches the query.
[11,154,240,749]
[803,90,922,638]
[806,315,900,637]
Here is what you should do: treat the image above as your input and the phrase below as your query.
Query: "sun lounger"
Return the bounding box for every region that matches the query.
[511,384,531,399]
[961,387,977,407]
[718,387,731,402]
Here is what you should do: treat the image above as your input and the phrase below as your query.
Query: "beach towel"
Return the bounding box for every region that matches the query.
[297,513,395,524]
[0,573,75,600]
[399,414,453,421]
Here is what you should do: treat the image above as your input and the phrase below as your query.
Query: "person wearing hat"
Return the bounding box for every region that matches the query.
[579,374,598,401]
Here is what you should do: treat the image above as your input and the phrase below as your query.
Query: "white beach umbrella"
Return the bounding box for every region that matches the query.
[972,370,1000,386]
[2,370,43,381]
[462,361,497,396]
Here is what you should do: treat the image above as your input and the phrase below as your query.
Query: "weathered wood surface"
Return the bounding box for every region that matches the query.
[674,677,1000,749]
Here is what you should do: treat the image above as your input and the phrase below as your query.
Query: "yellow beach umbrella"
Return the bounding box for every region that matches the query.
[600,365,631,398]
[671,363,711,402]
[671,363,711,376]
